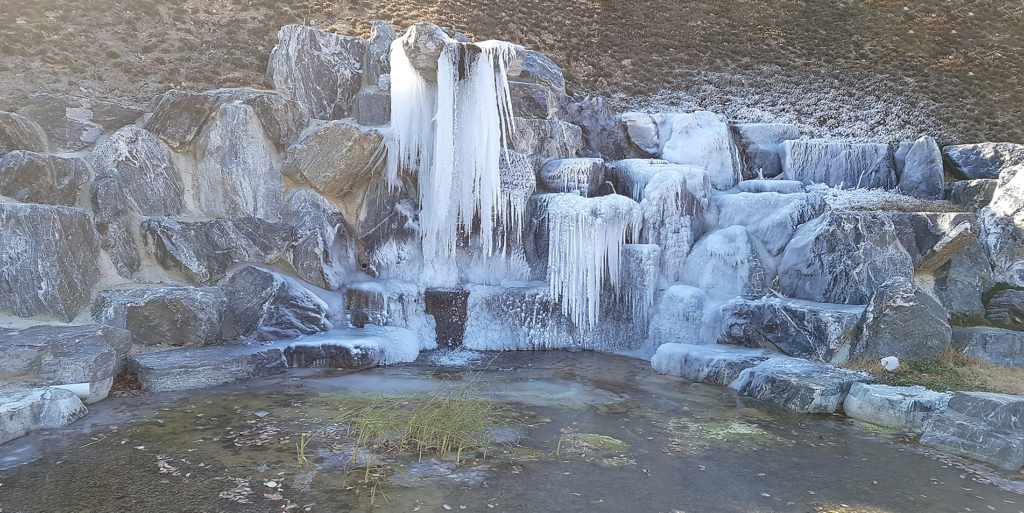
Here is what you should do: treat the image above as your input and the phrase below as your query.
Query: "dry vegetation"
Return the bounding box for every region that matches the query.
[846,349,1024,396]
[1,0,1022,143]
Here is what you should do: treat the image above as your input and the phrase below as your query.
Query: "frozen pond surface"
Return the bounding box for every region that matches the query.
[1,350,1023,513]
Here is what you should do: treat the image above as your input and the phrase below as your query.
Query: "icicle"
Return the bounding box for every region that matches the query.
[385,38,438,189]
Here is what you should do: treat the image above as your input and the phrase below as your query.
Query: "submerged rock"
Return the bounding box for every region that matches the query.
[843,383,951,433]
[780,140,895,189]
[267,25,367,119]
[0,388,87,445]
[920,391,1024,471]
[942,142,1024,180]
[92,287,229,347]
[224,266,333,341]
[0,151,89,206]
[951,327,1024,368]
[851,277,952,362]
[0,110,49,157]
[651,343,773,386]
[729,357,871,414]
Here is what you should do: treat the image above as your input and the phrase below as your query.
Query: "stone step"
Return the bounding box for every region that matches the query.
[650,343,773,386]
[728,357,871,414]
[919,391,1024,471]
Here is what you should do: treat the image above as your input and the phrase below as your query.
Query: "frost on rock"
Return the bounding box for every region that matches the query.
[646,285,707,347]
[363,325,422,364]
[538,158,605,197]
[608,159,709,203]
[712,191,825,270]
[780,140,895,190]
[346,280,438,350]
[620,112,741,190]
[462,284,576,351]
[639,168,711,282]
[578,243,661,356]
[989,163,1024,230]
[680,226,768,302]
[977,207,1024,288]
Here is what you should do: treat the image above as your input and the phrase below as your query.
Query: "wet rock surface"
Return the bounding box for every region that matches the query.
[651,343,773,386]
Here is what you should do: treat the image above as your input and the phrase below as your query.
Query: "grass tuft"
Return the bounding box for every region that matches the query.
[844,348,1024,396]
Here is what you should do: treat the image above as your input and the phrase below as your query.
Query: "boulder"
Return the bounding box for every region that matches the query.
[942,142,1024,180]
[680,226,768,301]
[0,204,99,321]
[267,25,367,119]
[947,179,997,212]
[575,244,660,354]
[778,211,913,305]
[651,343,774,386]
[127,344,287,393]
[708,297,864,363]
[647,286,707,347]
[729,357,871,413]
[932,239,992,324]
[730,123,801,179]
[978,207,1024,287]
[0,111,49,157]
[885,212,980,271]
[280,189,358,291]
[852,277,952,361]
[17,97,103,151]
[920,391,1024,471]
[565,96,632,161]
[538,158,605,196]
[462,284,576,350]
[88,125,185,216]
[658,112,742,190]
[355,91,391,126]
[195,103,284,220]
[202,88,312,149]
[607,159,707,202]
[0,388,87,445]
[223,266,333,341]
[346,280,437,348]
[142,217,295,285]
[985,289,1024,331]
[510,118,583,167]
[510,81,561,119]
[736,180,805,194]
[92,287,229,347]
[517,50,566,94]
[143,90,224,149]
[952,327,1024,368]
[989,163,1024,228]
[713,191,825,260]
[0,151,89,206]
[780,140,895,189]
[89,178,140,278]
[283,333,383,369]
[898,136,944,200]
[355,176,423,281]
[365,21,397,86]
[843,383,951,433]
[21,93,142,131]
[640,168,711,280]
[399,22,452,82]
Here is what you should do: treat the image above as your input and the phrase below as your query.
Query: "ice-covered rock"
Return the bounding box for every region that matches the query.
[565,96,632,160]
[778,211,913,305]
[713,191,825,262]
[365,21,397,87]
[729,357,871,413]
[780,140,895,189]
[933,239,992,324]
[952,327,1024,368]
[0,388,87,445]
[267,25,367,119]
[127,344,287,393]
[885,212,980,271]
[843,383,951,433]
[646,285,707,347]
[621,112,662,156]
[985,289,1024,332]
[898,136,944,200]
[88,125,185,216]
[538,158,605,196]
[730,123,801,179]
[280,189,358,291]
[977,207,1024,287]
[0,110,49,157]
[283,330,385,368]
[577,244,660,354]
[658,112,742,190]
[92,287,229,347]
[651,343,773,386]
[510,118,583,167]
[0,151,89,206]
[920,391,1024,471]
[640,168,711,281]
[680,226,768,301]
[346,280,438,349]
[398,22,453,82]
[851,277,952,362]
[736,179,805,194]
[462,284,576,350]
[223,266,333,341]
[989,163,1024,229]
[143,90,225,149]
[708,297,864,364]
[947,179,997,212]
[942,142,1024,180]
[355,176,423,281]
[607,159,709,203]
[0,204,100,321]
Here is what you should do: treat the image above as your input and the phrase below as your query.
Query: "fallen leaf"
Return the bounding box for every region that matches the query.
[264,493,283,500]
[413,504,421,512]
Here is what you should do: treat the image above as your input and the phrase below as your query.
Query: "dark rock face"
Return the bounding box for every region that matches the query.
[0,204,100,321]
[346,280,437,346]
[88,125,185,216]
[952,327,1024,368]
[267,25,367,119]
[885,212,980,271]
[509,81,561,119]
[933,239,992,324]
[17,96,103,151]
[986,289,1024,331]
[710,297,864,364]
[93,287,229,347]
[778,211,913,305]
[284,338,382,369]
[730,123,801,179]
[729,357,871,414]
[921,391,1024,471]
[538,158,605,196]
[143,90,224,149]
[651,343,774,387]
[898,136,945,200]
[0,111,49,157]
[565,96,632,161]
[780,140,895,189]
[948,179,997,212]
[280,189,358,291]
[127,344,287,393]
[0,151,89,206]
[142,217,295,285]
[223,266,333,341]
[424,289,469,349]
[365,21,397,86]
[852,277,952,361]
[355,91,391,126]
[942,142,1024,180]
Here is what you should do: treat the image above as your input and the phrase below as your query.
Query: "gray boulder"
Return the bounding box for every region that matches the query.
[920,391,1024,471]
[223,266,333,341]
[267,24,367,119]
[898,136,944,200]
[93,287,229,347]
[203,88,312,149]
[355,176,423,281]
[942,142,1024,180]
[399,22,452,82]
[17,97,103,151]
[989,163,1024,228]
[933,239,992,324]
[0,204,99,321]
[659,112,742,190]
[646,285,707,347]
[517,50,566,94]
[651,343,773,386]
[280,189,358,291]
[538,158,605,196]
[852,277,952,361]
[365,21,398,86]
[127,343,287,393]
[947,179,997,212]
[778,211,913,305]
[978,207,1024,287]
[780,140,895,189]
[986,289,1024,331]
[89,178,141,279]
[952,327,1024,368]
[347,280,437,348]
[88,125,185,216]
[565,96,632,160]
[510,81,561,119]
[728,357,871,414]
[885,212,980,271]
[355,91,391,126]
[0,388,87,445]
[730,123,801,179]
[510,118,583,166]
[20,93,142,131]
[462,284,576,351]
[713,191,825,260]
[281,121,383,214]
[142,217,295,285]
[0,151,89,206]
[0,111,49,157]
[843,383,951,433]
[709,297,864,364]
[143,90,224,149]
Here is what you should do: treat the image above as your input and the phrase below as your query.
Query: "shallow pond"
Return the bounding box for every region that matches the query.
[1,351,1023,513]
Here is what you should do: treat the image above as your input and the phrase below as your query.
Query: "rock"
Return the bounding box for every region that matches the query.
[538,158,605,196]
[843,383,951,433]
[143,90,224,149]
[565,96,632,161]
[990,163,1024,228]
[0,388,87,445]
[646,285,707,347]
[713,191,825,261]
[640,168,711,280]
[88,125,185,216]
[346,280,437,348]
[378,74,391,91]
[708,297,865,363]
[986,289,1024,331]
[202,88,312,149]
[355,176,423,281]
[142,217,295,285]
[0,110,49,157]
[736,179,805,194]
[17,97,103,151]
[659,112,742,190]
[509,81,561,119]
[516,50,566,94]
[607,159,703,202]
[885,212,980,271]
[730,123,801,179]
[0,204,100,321]
[894,141,914,177]
[852,277,952,361]
[621,112,666,156]
[780,140,895,189]
[728,357,871,414]
[947,179,997,212]
[89,177,141,278]
[280,189,358,291]
[195,103,284,220]
[898,136,944,200]
[952,327,1024,368]
[224,266,333,341]
[680,226,768,301]
[575,244,660,354]
[978,207,1024,287]
[510,118,583,166]
[127,344,287,393]
[0,151,89,206]
[942,142,1024,180]
[22,93,142,131]
[399,22,452,82]
[462,284,576,350]
[920,391,1024,471]
[365,21,397,86]
[283,332,383,369]
[778,211,913,305]
[933,238,992,324]
[267,25,367,119]
[355,91,391,126]
[651,343,774,386]
[93,287,229,347]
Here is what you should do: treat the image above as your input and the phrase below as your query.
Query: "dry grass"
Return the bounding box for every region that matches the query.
[845,348,1024,396]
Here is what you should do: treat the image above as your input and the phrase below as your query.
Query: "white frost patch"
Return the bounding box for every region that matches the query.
[364,325,421,364]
